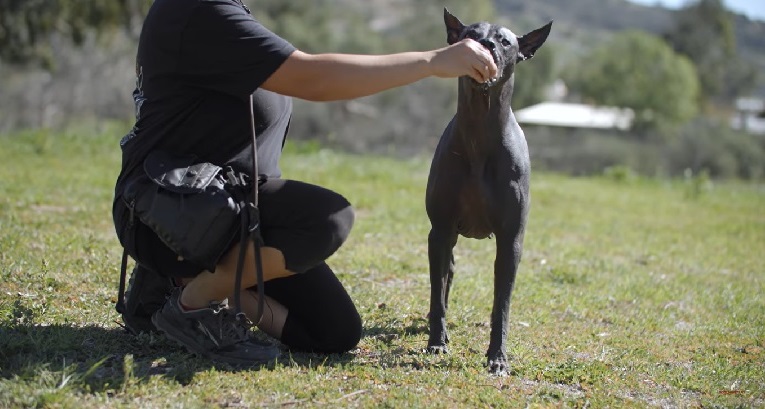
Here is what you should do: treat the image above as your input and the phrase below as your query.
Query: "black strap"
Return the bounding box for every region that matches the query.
[115,245,129,314]
[232,94,265,326]
[115,202,135,314]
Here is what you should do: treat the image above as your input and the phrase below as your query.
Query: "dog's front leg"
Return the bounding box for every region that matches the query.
[427,227,457,354]
[487,230,525,375]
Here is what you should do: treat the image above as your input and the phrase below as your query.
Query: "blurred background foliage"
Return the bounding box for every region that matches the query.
[563,30,701,130]
[0,0,763,180]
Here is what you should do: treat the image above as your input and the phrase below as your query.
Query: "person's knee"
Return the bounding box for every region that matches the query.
[326,203,355,251]
[280,308,361,353]
[337,308,362,352]
[310,195,355,259]
[283,203,354,274]
[318,308,362,353]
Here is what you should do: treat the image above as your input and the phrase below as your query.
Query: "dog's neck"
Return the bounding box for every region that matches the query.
[448,74,521,169]
[454,74,516,134]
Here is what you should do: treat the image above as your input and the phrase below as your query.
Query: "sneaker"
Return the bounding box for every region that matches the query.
[152,288,281,366]
[121,264,174,335]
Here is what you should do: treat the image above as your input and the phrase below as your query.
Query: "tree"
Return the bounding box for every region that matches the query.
[0,0,150,66]
[663,0,758,103]
[564,31,700,129]
[379,0,496,51]
[253,0,347,54]
[512,43,556,108]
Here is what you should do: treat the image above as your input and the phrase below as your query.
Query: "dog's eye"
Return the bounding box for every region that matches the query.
[500,38,512,47]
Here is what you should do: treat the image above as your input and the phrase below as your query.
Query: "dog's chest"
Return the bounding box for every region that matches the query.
[452,163,526,238]
[454,180,495,239]
[427,112,530,238]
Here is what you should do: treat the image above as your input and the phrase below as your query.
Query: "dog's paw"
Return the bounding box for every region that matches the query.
[426,345,449,355]
[487,356,510,376]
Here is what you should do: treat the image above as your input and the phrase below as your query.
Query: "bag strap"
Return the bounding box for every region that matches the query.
[115,236,130,314]
[232,94,265,326]
[115,203,135,315]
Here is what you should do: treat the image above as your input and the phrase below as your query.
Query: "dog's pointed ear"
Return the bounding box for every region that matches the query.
[444,8,466,45]
[517,21,553,63]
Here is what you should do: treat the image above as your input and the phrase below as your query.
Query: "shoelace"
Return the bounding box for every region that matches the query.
[211,304,251,347]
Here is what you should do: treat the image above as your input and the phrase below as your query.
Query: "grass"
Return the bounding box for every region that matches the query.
[0,125,763,408]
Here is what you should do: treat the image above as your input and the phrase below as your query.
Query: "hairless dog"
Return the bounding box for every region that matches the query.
[425,9,552,376]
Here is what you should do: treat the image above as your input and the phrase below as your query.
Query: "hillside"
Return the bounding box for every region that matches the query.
[0,0,763,134]
[494,0,765,94]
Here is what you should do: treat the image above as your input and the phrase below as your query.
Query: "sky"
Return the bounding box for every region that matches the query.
[628,0,765,21]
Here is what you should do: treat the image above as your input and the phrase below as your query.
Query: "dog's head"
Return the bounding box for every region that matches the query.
[444,8,552,91]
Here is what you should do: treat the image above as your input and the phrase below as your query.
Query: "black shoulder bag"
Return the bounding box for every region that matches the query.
[115,95,266,326]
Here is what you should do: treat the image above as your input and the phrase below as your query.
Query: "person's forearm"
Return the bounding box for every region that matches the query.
[265,50,435,101]
[261,40,497,102]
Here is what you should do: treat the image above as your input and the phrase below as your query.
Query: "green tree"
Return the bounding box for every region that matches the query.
[253,0,338,53]
[663,0,757,103]
[513,44,556,108]
[565,30,700,129]
[381,0,496,51]
[0,0,150,66]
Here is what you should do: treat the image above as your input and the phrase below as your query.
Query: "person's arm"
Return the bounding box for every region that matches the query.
[260,39,497,101]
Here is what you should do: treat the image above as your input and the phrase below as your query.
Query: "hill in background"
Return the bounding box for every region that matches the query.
[496,0,764,96]
[0,0,763,160]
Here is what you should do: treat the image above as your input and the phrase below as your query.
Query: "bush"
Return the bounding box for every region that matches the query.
[526,127,663,176]
[525,122,765,180]
[665,118,765,180]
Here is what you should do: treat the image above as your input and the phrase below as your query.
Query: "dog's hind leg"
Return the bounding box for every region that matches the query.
[426,227,457,354]
[487,228,525,375]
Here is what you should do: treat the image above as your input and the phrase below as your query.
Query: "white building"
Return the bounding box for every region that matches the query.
[731,97,765,135]
[514,101,635,131]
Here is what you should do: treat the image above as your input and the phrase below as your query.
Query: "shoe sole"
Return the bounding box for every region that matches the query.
[122,267,166,335]
[123,315,159,336]
[151,312,280,367]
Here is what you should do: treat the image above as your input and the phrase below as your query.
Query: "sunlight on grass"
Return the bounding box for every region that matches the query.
[1,128,763,407]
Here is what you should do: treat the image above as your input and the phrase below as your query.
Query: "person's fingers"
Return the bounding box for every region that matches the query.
[429,38,498,80]
[463,39,497,81]
[478,55,497,81]
[471,67,485,83]
[467,63,488,83]
[473,60,491,83]
[485,59,498,80]
[466,67,480,83]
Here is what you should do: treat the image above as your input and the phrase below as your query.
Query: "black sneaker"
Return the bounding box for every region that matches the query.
[151,288,281,366]
[121,264,174,335]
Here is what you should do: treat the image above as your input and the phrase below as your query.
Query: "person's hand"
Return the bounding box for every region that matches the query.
[428,39,498,83]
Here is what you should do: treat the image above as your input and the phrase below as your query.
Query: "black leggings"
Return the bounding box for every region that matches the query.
[257,178,354,274]
[117,178,361,353]
[260,262,361,353]
[256,178,361,353]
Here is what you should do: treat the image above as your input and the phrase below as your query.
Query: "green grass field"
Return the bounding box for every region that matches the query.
[1,126,763,408]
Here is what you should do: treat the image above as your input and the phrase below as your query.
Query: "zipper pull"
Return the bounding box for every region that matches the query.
[127,198,136,227]
[237,0,251,14]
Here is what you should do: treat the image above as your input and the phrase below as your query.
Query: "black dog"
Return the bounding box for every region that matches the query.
[425,9,552,375]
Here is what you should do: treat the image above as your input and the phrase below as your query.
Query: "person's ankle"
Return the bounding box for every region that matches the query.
[178,288,212,311]
[179,299,201,312]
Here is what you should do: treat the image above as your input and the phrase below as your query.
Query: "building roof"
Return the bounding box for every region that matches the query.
[732,97,765,135]
[735,97,765,113]
[514,102,635,130]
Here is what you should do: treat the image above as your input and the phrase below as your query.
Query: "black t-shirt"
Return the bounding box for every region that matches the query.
[114,0,296,198]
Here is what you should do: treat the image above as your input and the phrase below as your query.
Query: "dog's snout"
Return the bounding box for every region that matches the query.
[479,39,496,51]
